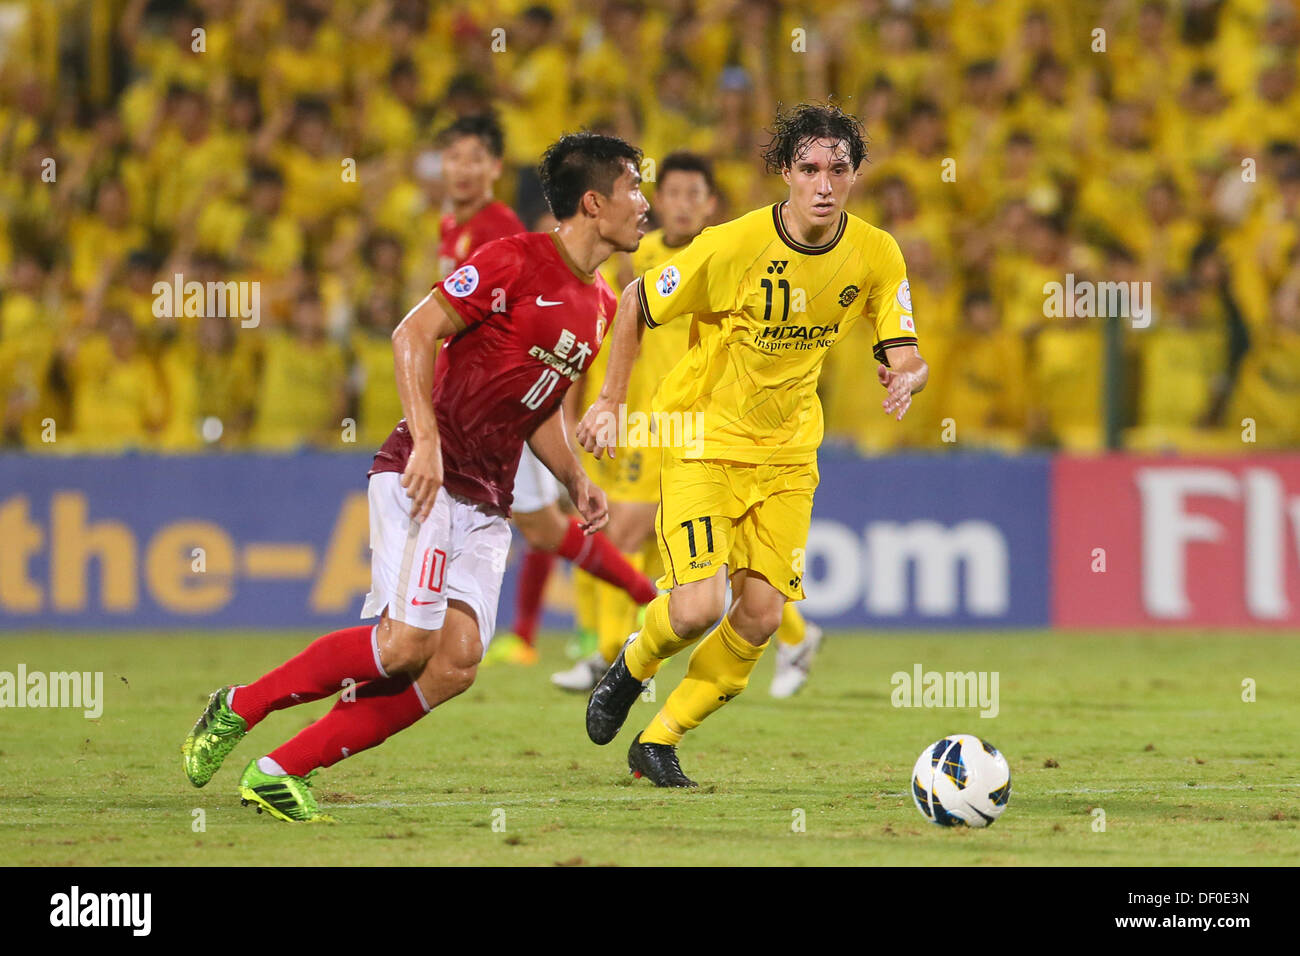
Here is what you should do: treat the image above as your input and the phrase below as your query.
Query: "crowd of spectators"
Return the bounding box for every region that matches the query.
[1,0,1297,453]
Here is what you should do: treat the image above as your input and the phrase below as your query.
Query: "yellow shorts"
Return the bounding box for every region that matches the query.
[655,454,818,600]
[583,445,660,504]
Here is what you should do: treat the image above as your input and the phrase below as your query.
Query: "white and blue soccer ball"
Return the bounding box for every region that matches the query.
[911,734,1011,828]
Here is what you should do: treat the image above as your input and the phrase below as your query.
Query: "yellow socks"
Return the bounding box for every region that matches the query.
[595,553,643,664]
[641,614,768,746]
[775,602,806,646]
[625,594,698,681]
[574,568,598,643]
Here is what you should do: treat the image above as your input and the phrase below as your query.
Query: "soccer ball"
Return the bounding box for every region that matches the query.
[911,734,1011,827]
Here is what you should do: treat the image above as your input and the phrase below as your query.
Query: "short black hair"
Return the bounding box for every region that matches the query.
[446,72,489,100]
[538,132,642,220]
[438,113,505,158]
[294,97,331,122]
[658,151,715,194]
[249,163,284,188]
[389,57,418,82]
[761,102,867,174]
[522,5,555,26]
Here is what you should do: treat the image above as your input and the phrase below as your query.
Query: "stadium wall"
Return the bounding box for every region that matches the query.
[1,450,1296,631]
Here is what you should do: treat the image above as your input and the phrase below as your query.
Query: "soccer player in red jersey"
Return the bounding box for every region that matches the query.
[181,133,651,821]
[435,115,525,280]
[436,116,658,667]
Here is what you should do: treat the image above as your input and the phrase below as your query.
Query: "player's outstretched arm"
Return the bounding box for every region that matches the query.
[576,278,646,459]
[529,405,609,534]
[392,290,460,521]
[878,344,929,422]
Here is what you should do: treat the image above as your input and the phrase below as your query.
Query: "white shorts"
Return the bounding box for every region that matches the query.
[361,472,513,656]
[511,444,561,513]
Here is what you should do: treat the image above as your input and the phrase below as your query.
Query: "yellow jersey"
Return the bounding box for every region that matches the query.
[585,230,695,428]
[583,230,703,497]
[626,230,695,415]
[637,202,916,465]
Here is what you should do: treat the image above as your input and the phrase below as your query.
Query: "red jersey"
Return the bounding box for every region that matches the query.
[437,200,525,278]
[371,231,617,515]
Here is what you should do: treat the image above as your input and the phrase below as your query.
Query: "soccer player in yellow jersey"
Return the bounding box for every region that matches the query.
[577,104,929,786]
[555,152,825,697]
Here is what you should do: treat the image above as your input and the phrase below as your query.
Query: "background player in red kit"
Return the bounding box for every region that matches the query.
[181,133,650,822]
[435,115,657,667]
[435,114,525,280]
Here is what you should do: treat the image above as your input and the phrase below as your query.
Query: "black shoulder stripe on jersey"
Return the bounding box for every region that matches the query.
[772,202,847,256]
[873,336,918,365]
[637,276,659,329]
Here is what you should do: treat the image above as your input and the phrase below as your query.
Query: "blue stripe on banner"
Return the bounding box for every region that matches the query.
[0,448,1050,630]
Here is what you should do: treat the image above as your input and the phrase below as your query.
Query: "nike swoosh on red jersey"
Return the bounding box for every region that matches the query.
[535,295,564,307]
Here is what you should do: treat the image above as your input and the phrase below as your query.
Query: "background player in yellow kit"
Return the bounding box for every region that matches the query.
[554,152,825,697]
[577,104,929,787]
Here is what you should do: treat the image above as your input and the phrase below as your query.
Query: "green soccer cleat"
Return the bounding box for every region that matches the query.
[480,632,539,667]
[565,628,598,661]
[237,760,336,824]
[182,686,248,788]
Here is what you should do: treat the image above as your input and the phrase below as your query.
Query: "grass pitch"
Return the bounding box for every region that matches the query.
[1,630,1297,866]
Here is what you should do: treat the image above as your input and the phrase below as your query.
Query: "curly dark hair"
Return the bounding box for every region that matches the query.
[760,102,868,174]
[538,131,643,220]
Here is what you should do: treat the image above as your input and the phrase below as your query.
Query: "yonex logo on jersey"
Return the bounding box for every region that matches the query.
[896,279,912,313]
[656,266,681,297]
[839,285,860,307]
[767,261,789,274]
[444,265,480,298]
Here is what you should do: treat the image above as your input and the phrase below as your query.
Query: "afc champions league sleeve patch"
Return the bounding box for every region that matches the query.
[444,264,480,298]
[656,265,681,297]
[896,280,914,332]
[896,279,912,313]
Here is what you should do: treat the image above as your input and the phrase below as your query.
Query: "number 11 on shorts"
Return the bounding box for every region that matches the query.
[680,516,714,558]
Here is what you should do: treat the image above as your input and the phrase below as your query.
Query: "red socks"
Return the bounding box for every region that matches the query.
[512,549,555,646]
[556,519,658,604]
[230,625,384,729]
[269,677,429,777]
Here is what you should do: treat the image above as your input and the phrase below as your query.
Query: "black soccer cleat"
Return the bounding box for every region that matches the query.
[627,732,697,788]
[585,647,646,745]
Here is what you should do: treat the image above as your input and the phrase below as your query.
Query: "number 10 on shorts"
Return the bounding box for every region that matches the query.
[418,547,447,593]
